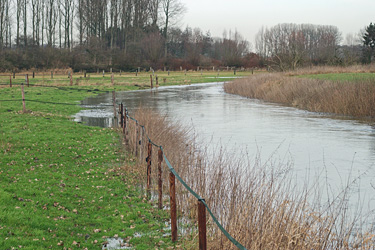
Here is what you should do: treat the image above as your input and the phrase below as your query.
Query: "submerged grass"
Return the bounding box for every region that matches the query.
[224,66,375,118]
[123,107,375,249]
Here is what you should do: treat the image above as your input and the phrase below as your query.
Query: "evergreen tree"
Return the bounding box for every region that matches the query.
[363,22,375,63]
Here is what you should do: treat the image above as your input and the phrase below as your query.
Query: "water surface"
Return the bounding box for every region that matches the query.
[75,82,375,216]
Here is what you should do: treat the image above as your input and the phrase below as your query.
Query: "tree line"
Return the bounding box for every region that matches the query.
[255,23,375,71]
[0,0,258,72]
[0,0,373,72]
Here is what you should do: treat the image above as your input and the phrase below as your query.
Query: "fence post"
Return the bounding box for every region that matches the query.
[70,73,73,86]
[112,91,117,127]
[32,71,35,78]
[150,75,153,89]
[169,172,177,242]
[139,126,143,161]
[51,71,53,79]
[120,103,124,128]
[156,75,159,87]
[134,122,138,156]
[198,199,207,250]
[21,82,26,113]
[26,74,29,87]
[111,73,114,85]
[158,148,163,209]
[147,142,152,199]
[9,75,12,87]
[13,72,15,79]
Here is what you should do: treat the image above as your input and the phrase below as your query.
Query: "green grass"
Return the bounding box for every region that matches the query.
[0,70,251,88]
[0,84,176,249]
[300,72,375,82]
[0,70,253,249]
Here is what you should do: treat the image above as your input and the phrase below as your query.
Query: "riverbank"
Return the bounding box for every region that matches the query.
[224,65,375,118]
[0,83,184,249]
[123,105,375,249]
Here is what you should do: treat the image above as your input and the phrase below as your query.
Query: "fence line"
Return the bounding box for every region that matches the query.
[1,80,247,249]
[121,105,247,250]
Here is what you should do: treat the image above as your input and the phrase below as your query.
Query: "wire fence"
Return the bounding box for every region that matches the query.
[121,104,247,249]
[0,79,247,249]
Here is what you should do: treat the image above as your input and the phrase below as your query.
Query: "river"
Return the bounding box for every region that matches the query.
[75,82,375,219]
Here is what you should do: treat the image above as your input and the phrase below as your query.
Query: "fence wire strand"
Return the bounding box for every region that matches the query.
[125,110,247,250]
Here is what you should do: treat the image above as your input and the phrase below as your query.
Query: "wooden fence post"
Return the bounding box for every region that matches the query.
[13,72,15,79]
[139,126,143,161]
[147,142,152,199]
[70,73,73,86]
[32,71,35,78]
[21,82,26,113]
[26,74,29,87]
[150,75,153,89]
[198,199,207,250]
[9,75,12,87]
[120,103,124,128]
[51,71,53,79]
[156,75,159,87]
[111,73,114,85]
[134,122,138,156]
[112,91,117,127]
[170,172,177,242]
[158,149,163,209]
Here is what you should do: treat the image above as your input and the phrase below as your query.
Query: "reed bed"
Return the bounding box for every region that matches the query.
[224,72,375,118]
[121,107,375,249]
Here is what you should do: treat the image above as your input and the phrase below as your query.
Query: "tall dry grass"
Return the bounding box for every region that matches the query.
[121,107,375,249]
[224,71,375,118]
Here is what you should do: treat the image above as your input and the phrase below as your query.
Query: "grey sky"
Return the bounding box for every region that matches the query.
[181,0,374,48]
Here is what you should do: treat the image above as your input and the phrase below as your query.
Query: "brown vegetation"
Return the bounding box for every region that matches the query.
[224,66,375,118]
[121,107,375,249]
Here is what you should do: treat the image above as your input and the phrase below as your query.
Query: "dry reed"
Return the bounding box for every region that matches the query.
[121,107,375,249]
[224,70,375,118]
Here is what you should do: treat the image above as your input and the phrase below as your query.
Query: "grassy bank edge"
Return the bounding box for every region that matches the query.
[0,78,208,249]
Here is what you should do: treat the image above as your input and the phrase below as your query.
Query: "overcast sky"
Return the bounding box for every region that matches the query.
[181,0,374,48]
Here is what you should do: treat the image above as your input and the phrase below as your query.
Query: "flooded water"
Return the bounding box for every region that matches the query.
[75,82,375,217]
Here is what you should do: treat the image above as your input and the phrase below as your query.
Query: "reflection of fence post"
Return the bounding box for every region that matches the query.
[147,142,152,199]
[158,149,163,209]
[9,76,12,87]
[198,199,207,250]
[169,172,177,242]
[21,82,26,113]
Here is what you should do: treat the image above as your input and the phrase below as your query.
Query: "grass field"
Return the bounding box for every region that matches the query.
[0,71,251,249]
[300,72,375,82]
[0,70,250,89]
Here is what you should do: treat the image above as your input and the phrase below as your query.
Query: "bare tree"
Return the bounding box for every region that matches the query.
[46,0,58,46]
[256,23,342,70]
[160,0,185,57]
